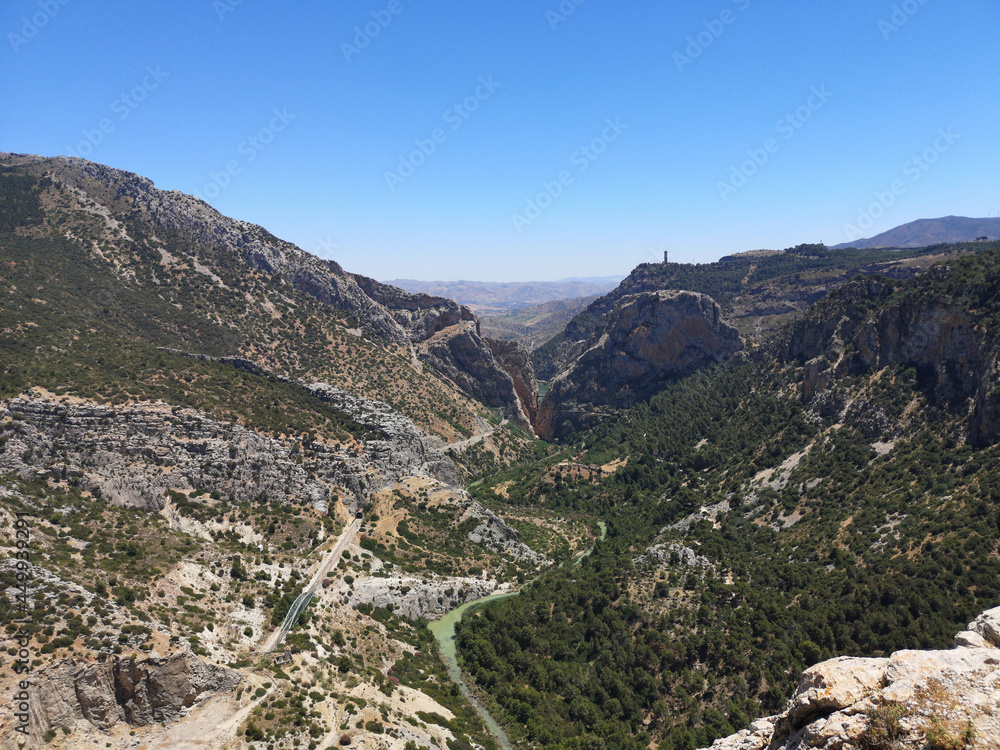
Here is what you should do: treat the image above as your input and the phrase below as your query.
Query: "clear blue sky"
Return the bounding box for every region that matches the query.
[2,0,998,281]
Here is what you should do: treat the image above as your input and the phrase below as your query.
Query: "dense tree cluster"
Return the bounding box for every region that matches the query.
[461,249,1000,748]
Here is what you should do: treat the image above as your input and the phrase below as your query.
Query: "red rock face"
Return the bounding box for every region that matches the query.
[486,337,540,429]
[419,321,537,431]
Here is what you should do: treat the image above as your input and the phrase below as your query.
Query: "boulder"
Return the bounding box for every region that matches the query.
[702,606,1000,750]
[787,656,887,723]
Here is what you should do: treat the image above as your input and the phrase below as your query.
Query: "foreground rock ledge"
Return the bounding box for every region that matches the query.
[702,606,1000,750]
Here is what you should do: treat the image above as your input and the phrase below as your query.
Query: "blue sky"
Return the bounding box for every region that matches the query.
[2,0,998,281]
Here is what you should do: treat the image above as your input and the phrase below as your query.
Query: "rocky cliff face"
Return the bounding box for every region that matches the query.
[703,607,1000,750]
[786,276,1000,445]
[0,386,455,513]
[462,497,550,565]
[537,290,744,440]
[486,337,540,427]
[19,652,241,739]
[331,575,509,621]
[419,321,537,430]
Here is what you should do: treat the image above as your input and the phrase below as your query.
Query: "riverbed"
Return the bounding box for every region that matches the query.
[427,591,519,749]
[427,520,607,748]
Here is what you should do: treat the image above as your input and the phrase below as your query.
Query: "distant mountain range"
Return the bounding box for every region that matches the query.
[384,277,623,314]
[480,295,601,353]
[832,215,1000,249]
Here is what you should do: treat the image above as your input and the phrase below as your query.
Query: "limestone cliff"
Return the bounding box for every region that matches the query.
[332,575,509,621]
[0,385,455,513]
[486,336,540,427]
[702,606,1000,750]
[419,321,537,430]
[786,275,1000,445]
[537,290,743,440]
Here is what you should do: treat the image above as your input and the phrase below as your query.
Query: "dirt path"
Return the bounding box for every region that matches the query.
[447,417,498,451]
[142,692,265,749]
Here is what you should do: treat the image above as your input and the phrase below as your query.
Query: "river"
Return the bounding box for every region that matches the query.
[427,591,519,749]
[427,521,607,749]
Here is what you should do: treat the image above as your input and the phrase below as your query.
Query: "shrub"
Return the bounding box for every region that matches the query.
[859,701,908,749]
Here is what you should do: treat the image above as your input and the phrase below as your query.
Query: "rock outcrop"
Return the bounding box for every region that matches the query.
[304,382,460,488]
[20,653,241,737]
[461,498,550,566]
[486,337,540,427]
[0,386,455,513]
[702,606,1000,750]
[420,321,537,430]
[332,575,510,621]
[538,290,743,440]
[786,276,1000,445]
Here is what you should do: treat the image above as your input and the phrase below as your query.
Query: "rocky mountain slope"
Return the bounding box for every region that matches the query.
[0,153,584,750]
[530,242,987,442]
[0,151,537,439]
[0,383,455,513]
[0,384,562,749]
[532,243,977,380]
[537,290,744,440]
[785,273,1000,446]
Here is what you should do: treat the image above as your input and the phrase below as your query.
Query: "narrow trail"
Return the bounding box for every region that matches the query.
[261,516,360,653]
[447,417,499,451]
